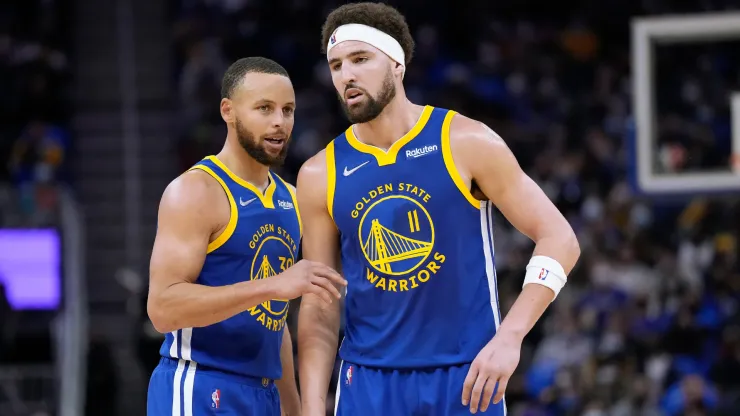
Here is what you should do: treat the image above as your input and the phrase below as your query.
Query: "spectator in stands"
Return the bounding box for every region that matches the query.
[661,374,719,416]
[7,120,67,225]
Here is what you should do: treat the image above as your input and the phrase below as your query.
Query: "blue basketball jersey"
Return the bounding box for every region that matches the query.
[158,155,302,380]
[327,106,502,368]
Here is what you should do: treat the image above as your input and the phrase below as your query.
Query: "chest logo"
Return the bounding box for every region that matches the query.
[343,161,370,177]
[277,199,294,210]
[405,144,439,159]
[350,183,447,292]
[247,224,298,331]
[359,195,434,275]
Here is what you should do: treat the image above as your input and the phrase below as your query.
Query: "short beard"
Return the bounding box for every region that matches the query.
[339,68,396,124]
[234,117,289,167]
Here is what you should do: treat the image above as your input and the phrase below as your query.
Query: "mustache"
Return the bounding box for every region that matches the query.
[259,130,288,139]
[344,84,368,94]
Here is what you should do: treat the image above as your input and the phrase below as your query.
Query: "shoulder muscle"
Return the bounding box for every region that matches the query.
[448,114,510,160]
[296,147,340,273]
[447,114,517,197]
[297,148,329,208]
[158,170,226,231]
[150,170,229,287]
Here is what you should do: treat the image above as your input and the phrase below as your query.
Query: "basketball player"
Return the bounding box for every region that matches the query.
[146,57,346,416]
[296,3,580,415]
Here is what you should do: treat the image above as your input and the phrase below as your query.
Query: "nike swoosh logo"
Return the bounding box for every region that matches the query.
[239,197,257,207]
[343,161,370,177]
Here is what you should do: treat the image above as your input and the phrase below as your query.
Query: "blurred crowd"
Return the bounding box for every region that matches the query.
[655,40,739,174]
[0,1,71,415]
[0,0,71,229]
[170,1,740,415]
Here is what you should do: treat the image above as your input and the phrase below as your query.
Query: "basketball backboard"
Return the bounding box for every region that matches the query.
[631,12,740,195]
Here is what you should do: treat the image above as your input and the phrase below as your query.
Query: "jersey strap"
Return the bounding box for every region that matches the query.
[188,162,238,253]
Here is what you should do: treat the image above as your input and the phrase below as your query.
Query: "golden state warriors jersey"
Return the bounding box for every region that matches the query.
[327,106,502,368]
[159,155,302,380]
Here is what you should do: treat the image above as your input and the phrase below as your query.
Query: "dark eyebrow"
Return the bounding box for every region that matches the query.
[255,99,296,107]
[328,49,374,66]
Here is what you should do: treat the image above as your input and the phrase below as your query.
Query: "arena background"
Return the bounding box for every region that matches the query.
[1,0,739,415]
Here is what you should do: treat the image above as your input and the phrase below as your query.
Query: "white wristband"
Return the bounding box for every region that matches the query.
[523,255,567,300]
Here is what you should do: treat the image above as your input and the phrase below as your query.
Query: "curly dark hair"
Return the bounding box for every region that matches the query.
[321,2,415,66]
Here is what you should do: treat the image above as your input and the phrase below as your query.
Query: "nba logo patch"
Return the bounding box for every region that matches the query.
[538,268,549,280]
[211,389,220,409]
[330,29,338,45]
[345,365,353,386]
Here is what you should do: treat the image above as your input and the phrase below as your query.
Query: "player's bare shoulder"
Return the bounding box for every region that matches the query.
[446,113,507,169]
[297,146,330,197]
[448,113,508,155]
[157,169,230,236]
[446,113,518,200]
[299,147,329,178]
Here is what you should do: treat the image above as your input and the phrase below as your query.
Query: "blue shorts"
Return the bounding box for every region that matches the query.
[335,361,507,416]
[147,357,280,416]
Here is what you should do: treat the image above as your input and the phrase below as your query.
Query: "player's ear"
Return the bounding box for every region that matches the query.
[393,62,404,78]
[220,98,234,124]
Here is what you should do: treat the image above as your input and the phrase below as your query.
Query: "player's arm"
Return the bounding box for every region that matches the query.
[276,326,300,416]
[147,171,342,334]
[452,116,581,411]
[295,151,343,415]
[451,115,580,339]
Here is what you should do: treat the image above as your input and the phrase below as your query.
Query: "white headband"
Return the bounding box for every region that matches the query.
[327,24,406,75]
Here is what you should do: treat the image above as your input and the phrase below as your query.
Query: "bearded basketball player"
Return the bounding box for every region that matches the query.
[146,57,346,416]
[296,4,580,416]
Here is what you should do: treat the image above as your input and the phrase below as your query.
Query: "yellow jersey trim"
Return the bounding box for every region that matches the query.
[189,165,239,253]
[205,155,276,209]
[325,141,337,220]
[345,105,433,166]
[441,110,479,208]
[274,174,303,237]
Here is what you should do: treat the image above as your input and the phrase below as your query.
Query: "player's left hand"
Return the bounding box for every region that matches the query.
[461,331,522,413]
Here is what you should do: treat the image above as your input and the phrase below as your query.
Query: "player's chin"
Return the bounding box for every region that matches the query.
[347,108,377,124]
[262,148,288,166]
[346,102,370,117]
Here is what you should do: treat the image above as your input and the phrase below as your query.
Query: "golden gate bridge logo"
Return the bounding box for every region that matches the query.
[250,236,292,316]
[358,195,435,276]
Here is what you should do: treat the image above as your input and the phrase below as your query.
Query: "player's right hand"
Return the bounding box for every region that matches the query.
[273,260,347,304]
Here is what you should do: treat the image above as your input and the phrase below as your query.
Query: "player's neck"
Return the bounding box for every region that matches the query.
[216,140,271,191]
[353,98,423,150]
